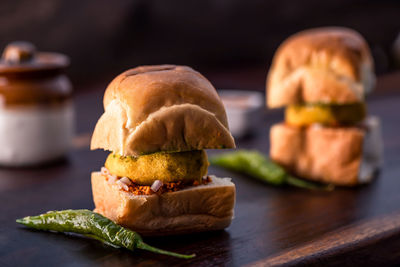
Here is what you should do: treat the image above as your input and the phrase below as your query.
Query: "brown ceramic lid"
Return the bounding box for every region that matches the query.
[0,42,72,107]
[0,41,69,74]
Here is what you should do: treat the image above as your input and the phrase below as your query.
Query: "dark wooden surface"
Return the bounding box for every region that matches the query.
[1,72,400,267]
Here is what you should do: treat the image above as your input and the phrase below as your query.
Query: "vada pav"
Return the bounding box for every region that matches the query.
[267,27,383,186]
[90,65,236,235]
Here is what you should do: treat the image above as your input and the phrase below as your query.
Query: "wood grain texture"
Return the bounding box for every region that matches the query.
[0,72,400,266]
[250,212,400,266]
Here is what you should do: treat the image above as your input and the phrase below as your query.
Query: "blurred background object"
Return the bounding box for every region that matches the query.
[393,32,400,69]
[0,41,74,166]
[1,0,399,90]
[219,90,263,138]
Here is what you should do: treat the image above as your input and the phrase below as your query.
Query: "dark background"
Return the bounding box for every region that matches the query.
[1,2,400,266]
[1,0,400,89]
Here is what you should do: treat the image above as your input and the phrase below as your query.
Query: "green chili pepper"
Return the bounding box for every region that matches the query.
[210,150,333,190]
[16,209,195,259]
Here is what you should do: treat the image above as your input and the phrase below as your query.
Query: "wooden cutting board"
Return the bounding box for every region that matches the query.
[1,80,400,266]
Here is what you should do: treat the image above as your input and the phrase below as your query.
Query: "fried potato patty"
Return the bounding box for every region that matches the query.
[105,150,209,185]
[285,103,366,127]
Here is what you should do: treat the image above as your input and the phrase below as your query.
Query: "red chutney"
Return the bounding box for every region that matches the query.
[105,175,212,195]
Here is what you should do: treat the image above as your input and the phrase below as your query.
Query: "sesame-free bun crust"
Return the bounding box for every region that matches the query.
[270,118,383,186]
[91,172,235,236]
[91,65,235,156]
[267,27,375,108]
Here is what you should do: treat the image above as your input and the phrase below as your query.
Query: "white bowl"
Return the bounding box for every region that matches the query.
[218,90,264,138]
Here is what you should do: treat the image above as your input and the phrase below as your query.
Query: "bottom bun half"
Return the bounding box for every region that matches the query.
[270,116,382,186]
[91,172,236,236]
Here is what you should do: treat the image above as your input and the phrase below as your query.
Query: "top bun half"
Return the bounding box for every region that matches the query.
[266,27,375,108]
[91,65,235,156]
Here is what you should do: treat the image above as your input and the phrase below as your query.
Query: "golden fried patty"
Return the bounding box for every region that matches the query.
[285,103,366,127]
[105,150,209,185]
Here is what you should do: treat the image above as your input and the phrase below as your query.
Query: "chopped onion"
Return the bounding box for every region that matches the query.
[101,167,109,176]
[120,177,132,186]
[312,123,323,129]
[151,180,163,192]
[107,174,117,184]
[116,179,129,191]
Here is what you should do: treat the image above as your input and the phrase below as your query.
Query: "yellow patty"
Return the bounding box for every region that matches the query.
[285,103,366,127]
[105,150,209,185]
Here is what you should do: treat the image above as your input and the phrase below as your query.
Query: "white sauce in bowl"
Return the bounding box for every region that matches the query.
[219,90,263,138]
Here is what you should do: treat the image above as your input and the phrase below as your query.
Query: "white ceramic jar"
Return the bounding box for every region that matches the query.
[0,42,74,166]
